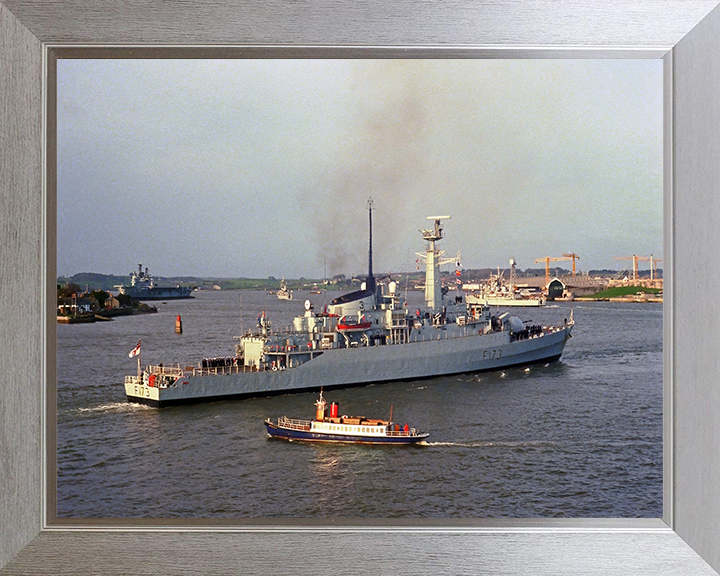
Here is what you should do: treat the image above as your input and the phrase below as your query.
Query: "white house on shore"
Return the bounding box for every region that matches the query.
[57,297,93,315]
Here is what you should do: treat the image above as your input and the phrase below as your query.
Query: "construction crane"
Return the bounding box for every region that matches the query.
[615,255,642,281]
[534,255,574,286]
[650,256,662,280]
[562,253,580,276]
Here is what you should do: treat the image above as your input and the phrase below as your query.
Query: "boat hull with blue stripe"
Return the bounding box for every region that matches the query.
[264,391,429,445]
[264,418,428,445]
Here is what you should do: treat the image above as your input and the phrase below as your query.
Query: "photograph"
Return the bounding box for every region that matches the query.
[55,58,663,519]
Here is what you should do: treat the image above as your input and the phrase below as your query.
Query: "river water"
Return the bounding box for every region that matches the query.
[56,289,662,518]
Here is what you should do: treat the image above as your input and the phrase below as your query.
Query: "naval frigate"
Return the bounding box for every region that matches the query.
[125,203,574,407]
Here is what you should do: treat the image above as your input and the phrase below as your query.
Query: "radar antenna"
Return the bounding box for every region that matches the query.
[421,215,451,242]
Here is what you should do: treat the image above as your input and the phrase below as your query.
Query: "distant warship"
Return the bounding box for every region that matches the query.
[115,264,193,301]
[276,278,293,300]
[466,259,546,307]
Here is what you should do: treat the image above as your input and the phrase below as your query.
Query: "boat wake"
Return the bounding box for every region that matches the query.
[419,440,557,449]
[76,402,153,414]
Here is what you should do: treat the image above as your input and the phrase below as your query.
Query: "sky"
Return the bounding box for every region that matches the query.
[57,59,663,280]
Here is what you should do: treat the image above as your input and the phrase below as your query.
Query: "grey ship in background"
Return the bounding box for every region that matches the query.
[115,263,193,301]
[125,203,574,407]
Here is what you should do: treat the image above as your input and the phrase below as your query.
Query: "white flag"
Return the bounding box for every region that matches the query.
[129,340,141,358]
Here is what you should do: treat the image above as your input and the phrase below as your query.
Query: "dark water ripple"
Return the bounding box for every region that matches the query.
[57,291,662,518]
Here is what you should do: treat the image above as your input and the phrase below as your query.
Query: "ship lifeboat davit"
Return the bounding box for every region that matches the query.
[336,315,372,332]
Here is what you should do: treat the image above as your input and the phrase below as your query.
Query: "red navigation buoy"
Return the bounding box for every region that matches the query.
[175,315,183,334]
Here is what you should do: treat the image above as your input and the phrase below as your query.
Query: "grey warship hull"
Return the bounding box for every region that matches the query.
[117,286,193,300]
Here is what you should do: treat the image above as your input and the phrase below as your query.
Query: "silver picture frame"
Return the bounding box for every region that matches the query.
[2,1,720,574]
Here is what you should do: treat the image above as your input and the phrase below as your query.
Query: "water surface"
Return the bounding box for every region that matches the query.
[57,290,662,518]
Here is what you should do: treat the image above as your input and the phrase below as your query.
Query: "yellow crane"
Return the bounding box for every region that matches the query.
[562,253,581,276]
[534,255,574,286]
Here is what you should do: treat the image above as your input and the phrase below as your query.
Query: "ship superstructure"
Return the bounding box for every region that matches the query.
[125,204,573,407]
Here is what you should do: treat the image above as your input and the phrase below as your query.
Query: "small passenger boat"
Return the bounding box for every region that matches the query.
[264,391,429,445]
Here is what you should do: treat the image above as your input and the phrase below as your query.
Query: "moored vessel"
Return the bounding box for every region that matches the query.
[466,259,546,307]
[115,264,193,301]
[125,203,574,408]
[264,390,429,445]
[277,278,293,300]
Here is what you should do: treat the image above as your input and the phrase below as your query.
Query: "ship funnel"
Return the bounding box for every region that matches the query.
[315,390,327,421]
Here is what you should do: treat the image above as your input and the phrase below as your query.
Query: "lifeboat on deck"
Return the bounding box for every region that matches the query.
[336,315,372,332]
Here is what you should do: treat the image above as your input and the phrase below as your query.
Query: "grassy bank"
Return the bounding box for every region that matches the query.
[587,285,662,299]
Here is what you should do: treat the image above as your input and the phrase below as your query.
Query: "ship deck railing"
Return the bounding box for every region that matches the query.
[263,342,315,354]
[385,428,421,437]
[248,319,566,347]
[275,416,421,437]
[277,416,312,431]
[509,326,557,343]
[145,364,184,378]
[124,365,184,385]
[190,364,257,377]
[257,325,495,346]
[128,364,258,381]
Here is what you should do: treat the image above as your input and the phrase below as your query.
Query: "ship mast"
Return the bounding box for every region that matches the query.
[417,215,459,312]
[366,198,376,294]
